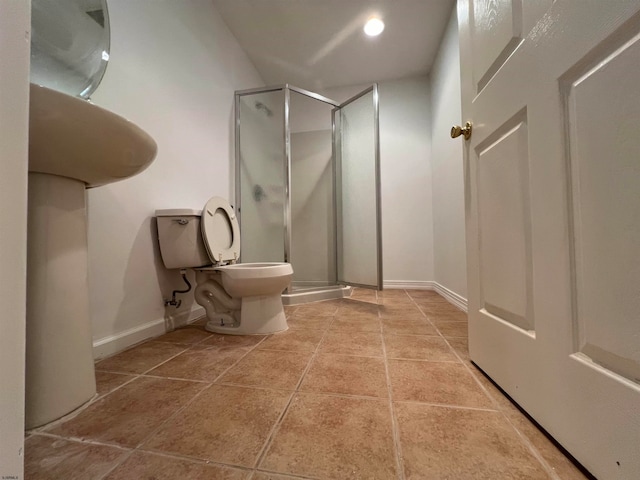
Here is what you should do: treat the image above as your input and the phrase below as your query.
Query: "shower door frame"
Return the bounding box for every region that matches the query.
[332,84,383,291]
[234,84,341,294]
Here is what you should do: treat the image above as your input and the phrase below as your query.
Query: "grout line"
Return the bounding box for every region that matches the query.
[252,312,337,470]
[203,335,270,384]
[212,381,299,393]
[97,448,136,480]
[138,373,211,383]
[386,356,462,363]
[392,399,499,413]
[252,468,321,480]
[29,431,133,451]
[258,347,383,359]
[127,447,255,474]
[134,382,213,450]
[379,289,406,480]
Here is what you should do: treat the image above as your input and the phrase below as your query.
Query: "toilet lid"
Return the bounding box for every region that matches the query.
[201,197,240,263]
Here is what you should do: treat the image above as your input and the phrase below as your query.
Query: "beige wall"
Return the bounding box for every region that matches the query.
[88,0,264,357]
[0,0,30,475]
[430,10,467,300]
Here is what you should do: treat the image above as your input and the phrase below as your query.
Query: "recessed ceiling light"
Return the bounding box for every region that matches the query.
[364,17,384,37]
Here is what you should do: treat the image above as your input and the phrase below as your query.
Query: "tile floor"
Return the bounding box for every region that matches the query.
[25,289,591,479]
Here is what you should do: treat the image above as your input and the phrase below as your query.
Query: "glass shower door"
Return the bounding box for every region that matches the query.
[334,84,382,289]
[236,89,286,263]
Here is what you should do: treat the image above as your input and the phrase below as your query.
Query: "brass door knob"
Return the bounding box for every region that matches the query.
[451,122,472,140]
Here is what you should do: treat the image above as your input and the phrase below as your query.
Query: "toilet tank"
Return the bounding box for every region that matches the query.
[155,209,210,269]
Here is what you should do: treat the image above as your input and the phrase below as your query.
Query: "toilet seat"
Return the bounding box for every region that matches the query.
[201,196,240,264]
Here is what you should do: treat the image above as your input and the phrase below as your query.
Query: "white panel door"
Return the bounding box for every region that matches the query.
[459,1,640,478]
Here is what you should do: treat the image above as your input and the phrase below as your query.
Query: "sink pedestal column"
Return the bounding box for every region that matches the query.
[26,172,96,429]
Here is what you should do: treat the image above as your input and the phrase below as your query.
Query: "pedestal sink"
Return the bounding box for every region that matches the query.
[26,83,157,428]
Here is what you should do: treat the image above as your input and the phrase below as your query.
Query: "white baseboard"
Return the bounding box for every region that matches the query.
[432,283,468,312]
[92,305,206,360]
[383,280,467,312]
[383,280,435,290]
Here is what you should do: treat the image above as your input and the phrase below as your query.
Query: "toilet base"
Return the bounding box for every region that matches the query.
[204,294,288,335]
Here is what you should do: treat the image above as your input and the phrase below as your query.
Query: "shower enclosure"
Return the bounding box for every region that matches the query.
[234,84,381,302]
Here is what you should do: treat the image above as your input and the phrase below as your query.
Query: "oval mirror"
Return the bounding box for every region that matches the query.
[30,0,110,99]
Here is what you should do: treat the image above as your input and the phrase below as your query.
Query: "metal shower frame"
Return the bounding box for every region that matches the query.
[234,83,382,292]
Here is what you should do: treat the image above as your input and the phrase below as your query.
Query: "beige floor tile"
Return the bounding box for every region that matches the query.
[95,371,135,396]
[433,320,468,338]
[285,314,333,330]
[381,318,438,336]
[377,296,415,306]
[290,300,340,316]
[218,349,312,390]
[384,334,458,362]
[148,345,248,382]
[25,435,128,480]
[299,354,388,397]
[261,393,397,479]
[48,377,205,447]
[379,305,424,318]
[412,294,448,303]
[446,336,469,361]
[416,301,461,315]
[395,402,550,479]
[95,342,187,374]
[336,301,379,316]
[253,472,314,480]
[331,314,381,332]
[470,366,521,414]
[144,385,291,467]
[389,360,493,408]
[199,333,267,350]
[407,289,441,299]
[377,289,410,299]
[283,305,298,316]
[153,325,212,345]
[258,329,324,352]
[318,331,384,357]
[104,451,249,480]
[507,411,591,480]
[425,310,468,322]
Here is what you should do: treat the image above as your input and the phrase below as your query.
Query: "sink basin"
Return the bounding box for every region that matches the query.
[29,83,157,187]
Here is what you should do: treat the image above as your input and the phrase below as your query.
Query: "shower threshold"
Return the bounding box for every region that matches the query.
[282,285,352,305]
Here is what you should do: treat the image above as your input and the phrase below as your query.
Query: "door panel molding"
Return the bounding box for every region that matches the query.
[561,19,640,384]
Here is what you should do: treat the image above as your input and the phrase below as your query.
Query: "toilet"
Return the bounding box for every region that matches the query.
[155,196,293,335]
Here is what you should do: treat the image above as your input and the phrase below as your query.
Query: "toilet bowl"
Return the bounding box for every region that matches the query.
[156,197,292,335]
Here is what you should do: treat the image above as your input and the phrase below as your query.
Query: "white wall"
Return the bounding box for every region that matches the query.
[88,0,264,357]
[0,1,30,475]
[429,10,467,299]
[324,77,434,287]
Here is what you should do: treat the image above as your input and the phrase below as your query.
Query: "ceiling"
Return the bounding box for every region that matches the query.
[212,0,456,91]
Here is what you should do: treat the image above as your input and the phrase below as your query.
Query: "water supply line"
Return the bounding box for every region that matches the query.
[165,269,191,308]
